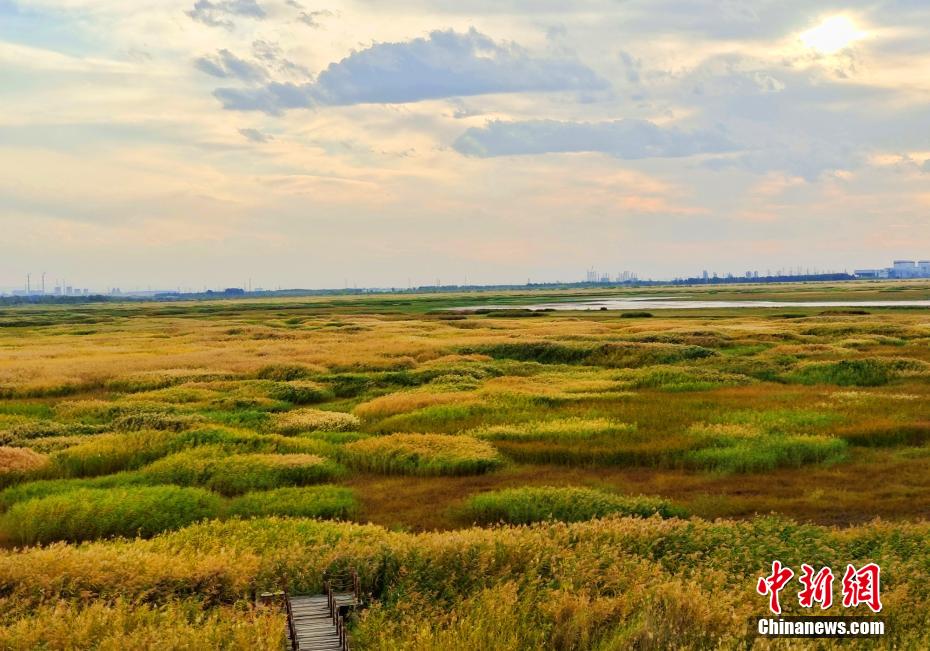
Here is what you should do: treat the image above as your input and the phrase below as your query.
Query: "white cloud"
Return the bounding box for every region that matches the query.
[214,28,606,113]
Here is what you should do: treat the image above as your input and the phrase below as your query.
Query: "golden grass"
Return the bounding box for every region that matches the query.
[0,599,285,650]
[470,417,637,442]
[343,434,503,476]
[271,408,360,434]
[2,287,930,646]
[0,447,48,476]
[354,391,478,419]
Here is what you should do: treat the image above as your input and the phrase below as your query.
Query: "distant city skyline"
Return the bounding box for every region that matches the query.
[3,257,928,297]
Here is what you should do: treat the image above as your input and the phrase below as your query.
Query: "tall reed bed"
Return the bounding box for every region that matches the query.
[466,486,684,524]
[2,486,221,545]
[141,449,345,495]
[342,434,503,476]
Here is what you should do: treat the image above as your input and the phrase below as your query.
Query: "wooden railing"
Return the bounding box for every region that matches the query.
[337,614,349,651]
[324,579,351,651]
[282,589,299,651]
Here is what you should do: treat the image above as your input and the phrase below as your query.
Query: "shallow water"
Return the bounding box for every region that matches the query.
[460,298,930,311]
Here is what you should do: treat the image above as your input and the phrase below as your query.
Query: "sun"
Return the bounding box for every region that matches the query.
[800,16,867,54]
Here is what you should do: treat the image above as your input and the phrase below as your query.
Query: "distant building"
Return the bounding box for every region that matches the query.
[856,259,930,279]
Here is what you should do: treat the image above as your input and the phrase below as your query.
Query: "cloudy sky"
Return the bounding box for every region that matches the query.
[2,0,929,290]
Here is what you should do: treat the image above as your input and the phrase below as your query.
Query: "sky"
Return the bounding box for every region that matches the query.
[2,0,930,291]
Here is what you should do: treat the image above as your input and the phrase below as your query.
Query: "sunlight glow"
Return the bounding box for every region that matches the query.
[800,16,867,54]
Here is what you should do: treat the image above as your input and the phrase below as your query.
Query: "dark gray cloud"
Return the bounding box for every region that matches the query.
[239,127,274,143]
[452,119,733,159]
[195,49,268,82]
[214,28,607,113]
[187,0,265,30]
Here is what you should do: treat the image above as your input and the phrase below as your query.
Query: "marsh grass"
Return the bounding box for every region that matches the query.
[3,288,930,647]
[0,447,49,487]
[271,408,361,434]
[343,434,503,476]
[470,418,637,442]
[788,358,927,387]
[2,486,221,544]
[614,366,752,391]
[255,364,316,381]
[113,411,204,432]
[268,381,334,405]
[683,425,847,473]
[227,486,357,520]
[141,449,345,495]
[469,341,717,368]
[0,599,284,650]
[49,430,180,478]
[354,391,478,419]
[466,486,684,524]
[0,473,147,512]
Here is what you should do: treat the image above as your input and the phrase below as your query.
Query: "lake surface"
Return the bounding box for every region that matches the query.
[459,298,930,311]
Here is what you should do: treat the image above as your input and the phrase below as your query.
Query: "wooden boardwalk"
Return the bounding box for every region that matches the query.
[286,594,345,651]
[285,571,360,651]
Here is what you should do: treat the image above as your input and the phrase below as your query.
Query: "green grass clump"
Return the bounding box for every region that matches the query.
[587,343,717,368]
[45,426,333,477]
[343,434,503,476]
[471,418,636,442]
[299,431,371,445]
[722,409,842,434]
[786,358,924,387]
[1,486,221,544]
[50,430,180,478]
[141,449,345,495]
[466,486,684,524]
[617,366,751,391]
[0,420,102,445]
[683,435,847,473]
[113,412,203,432]
[0,473,147,512]
[837,421,930,447]
[469,342,591,364]
[268,381,334,405]
[0,402,54,419]
[255,364,315,381]
[167,428,334,456]
[227,486,357,520]
[486,309,543,318]
[199,409,271,429]
[470,342,717,369]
